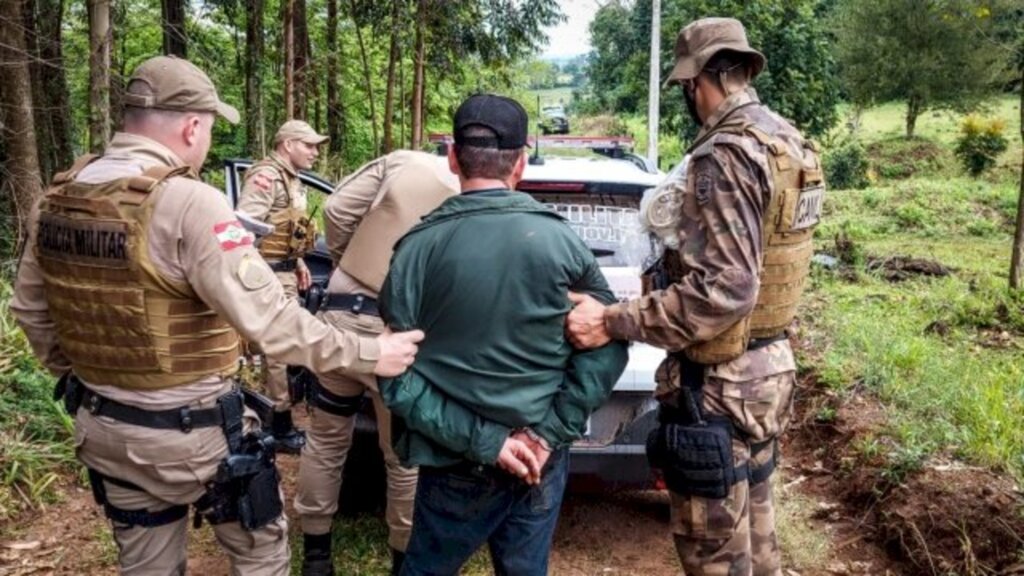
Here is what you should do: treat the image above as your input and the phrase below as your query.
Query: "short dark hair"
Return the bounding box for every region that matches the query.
[453,126,523,180]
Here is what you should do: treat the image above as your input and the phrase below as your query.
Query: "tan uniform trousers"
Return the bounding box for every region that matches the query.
[263,269,299,410]
[294,309,417,551]
[74,394,290,576]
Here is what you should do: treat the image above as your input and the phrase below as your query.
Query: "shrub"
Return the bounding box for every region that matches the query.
[824,140,869,190]
[954,115,1008,177]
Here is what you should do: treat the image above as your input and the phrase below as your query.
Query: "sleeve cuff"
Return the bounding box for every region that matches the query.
[604,301,635,341]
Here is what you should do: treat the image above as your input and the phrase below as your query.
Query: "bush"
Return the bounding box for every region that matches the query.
[824,140,869,190]
[954,115,1008,177]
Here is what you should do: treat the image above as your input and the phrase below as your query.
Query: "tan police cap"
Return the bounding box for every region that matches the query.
[666,17,766,84]
[274,120,329,146]
[123,55,240,124]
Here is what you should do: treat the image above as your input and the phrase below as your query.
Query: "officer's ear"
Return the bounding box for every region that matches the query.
[182,114,202,147]
[447,146,462,178]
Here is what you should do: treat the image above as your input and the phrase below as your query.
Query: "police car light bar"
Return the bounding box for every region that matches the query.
[427,133,635,150]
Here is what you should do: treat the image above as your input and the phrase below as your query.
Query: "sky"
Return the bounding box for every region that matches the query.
[540,0,601,60]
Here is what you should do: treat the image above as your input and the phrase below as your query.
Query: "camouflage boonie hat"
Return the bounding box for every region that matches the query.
[666,17,766,84]
[274,120,329,146]
[123,55,240,124]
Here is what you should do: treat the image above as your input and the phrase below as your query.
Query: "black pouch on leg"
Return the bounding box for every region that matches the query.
[656,419,746,500]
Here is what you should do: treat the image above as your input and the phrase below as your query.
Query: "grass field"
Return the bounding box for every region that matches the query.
[807,94,1024,481]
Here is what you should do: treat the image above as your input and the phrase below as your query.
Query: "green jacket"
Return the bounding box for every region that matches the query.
[379,189,629,468]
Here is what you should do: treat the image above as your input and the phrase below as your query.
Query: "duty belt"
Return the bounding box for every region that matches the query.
[78,383,229,433]
[321,293,379,317]
[268,259,298,273]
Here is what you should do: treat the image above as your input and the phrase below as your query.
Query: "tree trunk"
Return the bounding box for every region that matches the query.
[245,0,265,155]
[161,0,187,57]
[325,0,344,154]
[905,94,922,139]
[1010,66,1024,290]
[293,0,308,120]
[87,0,111,153]
[350,0,377,153]
[109,1,126,132]
[23,0,55,181]
[38,0,74,173]
[284,0,294,119]
[382,0,401,153]
[0,0,44,231]
[410,0,426,149]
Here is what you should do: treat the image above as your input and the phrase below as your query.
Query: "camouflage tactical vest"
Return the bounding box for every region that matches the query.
[249,158,316,261]
[684,109,825,365]
[35,155,241,389]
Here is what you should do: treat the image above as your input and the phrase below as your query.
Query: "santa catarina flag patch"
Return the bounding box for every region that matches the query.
[214,220,254,251]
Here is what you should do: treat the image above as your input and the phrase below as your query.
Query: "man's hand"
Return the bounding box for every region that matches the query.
[566,291,612,349]
[250,170,274,191]
[511,429,551,484]
[373,328,425,377]
[295,260,312,292]
[496,436,541,485]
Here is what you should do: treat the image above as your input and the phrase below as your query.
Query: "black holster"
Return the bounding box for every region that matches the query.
[286,365,312,405]
[645,355,775,499]
[53,372,84,416]
[307,378,364,417]
[197,392,282,531]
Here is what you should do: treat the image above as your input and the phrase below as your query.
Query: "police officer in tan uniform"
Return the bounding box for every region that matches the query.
[294,151,457,576]
[11,55,423,576]
[566,19,825,576]
[236,120,327,453]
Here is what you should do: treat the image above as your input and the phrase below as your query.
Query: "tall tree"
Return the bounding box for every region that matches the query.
[325,0,344,154]
[410,0,426,149]
[41,0,74,171]
[245,0,265,155]
[1012,63,1023,289]
[283,0,294,119]
[382,0,403,153]
[293,0,309,119]
[161,0,187,57]
[837,0,1005,138]
[109,0,127,132]
[0,0,44,229]
[87,0,111,152]
[350,0,378,152]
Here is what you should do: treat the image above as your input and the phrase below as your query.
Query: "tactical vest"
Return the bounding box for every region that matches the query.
[684,111,825,365]
[35,155,242,389]
[339,155,456,293]
[249,159,316,261]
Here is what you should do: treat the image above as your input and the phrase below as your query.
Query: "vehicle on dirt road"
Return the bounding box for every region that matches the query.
[224,136,665,508]
[539,105,570,135]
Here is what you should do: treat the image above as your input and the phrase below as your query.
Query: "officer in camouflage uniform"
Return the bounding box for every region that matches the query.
[295,151,457,576]
[11,55,423,576]
[566,18,825,576]
[237,120,327,453]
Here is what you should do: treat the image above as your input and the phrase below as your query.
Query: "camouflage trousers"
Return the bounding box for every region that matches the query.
[661,343,796,576]
[670,436,781,576]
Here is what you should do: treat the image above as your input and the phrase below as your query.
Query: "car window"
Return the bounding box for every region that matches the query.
[541,201,653,268]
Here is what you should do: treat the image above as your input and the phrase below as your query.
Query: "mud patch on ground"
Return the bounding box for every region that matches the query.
[788,373,1024,575]
[879,467,1024,575]
[866,256,953,282]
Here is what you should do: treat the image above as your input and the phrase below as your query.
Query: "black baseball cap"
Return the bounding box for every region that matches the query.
[453,94,529,149]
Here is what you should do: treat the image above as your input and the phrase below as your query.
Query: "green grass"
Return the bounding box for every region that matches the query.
[805,161,1024,481]
[0,279,75,521]
[289,514,493,575]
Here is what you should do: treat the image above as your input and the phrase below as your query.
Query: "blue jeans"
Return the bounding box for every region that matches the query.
[400,447,569,576]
